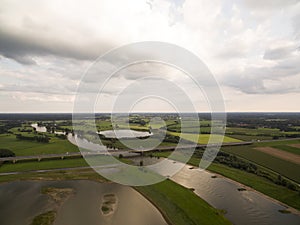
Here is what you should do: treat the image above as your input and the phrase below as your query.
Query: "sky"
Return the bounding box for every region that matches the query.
[0,0,299,112]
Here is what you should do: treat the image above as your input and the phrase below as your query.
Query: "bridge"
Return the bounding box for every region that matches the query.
[0,151,139,164]
[0,141,254,163]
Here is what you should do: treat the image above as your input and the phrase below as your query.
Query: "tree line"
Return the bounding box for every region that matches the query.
[15,134,50,143]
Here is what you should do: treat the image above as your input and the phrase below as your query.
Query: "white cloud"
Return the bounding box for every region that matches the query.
[0,0,299,112]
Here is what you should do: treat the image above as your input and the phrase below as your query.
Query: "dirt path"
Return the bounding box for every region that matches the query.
[255,147,300,165]
[289,144,300,149]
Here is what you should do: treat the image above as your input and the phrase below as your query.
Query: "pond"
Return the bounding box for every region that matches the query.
[31,123,47,133]
[99,129,152,139]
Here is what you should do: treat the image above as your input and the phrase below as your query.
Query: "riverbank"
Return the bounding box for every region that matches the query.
[136,179,231,225]
[152,151,300,212]
[205,165,300,216]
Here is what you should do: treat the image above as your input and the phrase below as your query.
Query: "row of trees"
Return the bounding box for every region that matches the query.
[0,149,15,157]
[15,134,50,143]
[194,149,299,192]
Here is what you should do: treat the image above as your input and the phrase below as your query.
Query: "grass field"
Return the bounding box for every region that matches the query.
[255,140,300,156]
[136,179,232,225]
[226,127,281,135]
[276,145,300,155]
[0,158,88,173]
[221,145,300,183]
[226,127,300,139]
[0,134,79,156]
[168,132,241,144]
[226,134,273,141]
[0,167,107,183]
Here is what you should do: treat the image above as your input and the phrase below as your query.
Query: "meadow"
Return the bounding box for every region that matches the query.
[168,131,242,144]
[221,139,300,183]
[0,134,79,156]
[136,179,231,225]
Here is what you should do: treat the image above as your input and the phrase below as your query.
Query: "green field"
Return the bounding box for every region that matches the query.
[272,145,300,155]
[168,132,241,144]
[226,127,281,135]
[226,134,274,141]
[0,158,88,173]
[0,134,79,156]
[225,127,300,139]
[0,167,107,183]
[136,179,231,225]
[221,140,300,183]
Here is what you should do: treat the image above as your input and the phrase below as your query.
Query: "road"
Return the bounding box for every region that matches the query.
[0,151,139,163]
[1,137,298,163]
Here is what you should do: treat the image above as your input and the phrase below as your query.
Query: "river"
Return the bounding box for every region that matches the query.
[161,159,300,225]
[0,180,167,225]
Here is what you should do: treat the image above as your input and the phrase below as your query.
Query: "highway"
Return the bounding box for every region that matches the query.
[0,141,252,163]
[1,137,298,164]
[0,151,139,163]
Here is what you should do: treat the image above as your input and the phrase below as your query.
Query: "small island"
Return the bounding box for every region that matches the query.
[101,193,118,216]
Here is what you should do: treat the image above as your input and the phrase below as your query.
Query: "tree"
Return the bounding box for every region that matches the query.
[139,160,144,167]
[0,149,15,157]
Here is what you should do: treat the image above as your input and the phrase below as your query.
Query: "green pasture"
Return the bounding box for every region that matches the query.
[168,132,241,144]
[0,134,78,156]
[136,179,231,225]
[221,141,300,183]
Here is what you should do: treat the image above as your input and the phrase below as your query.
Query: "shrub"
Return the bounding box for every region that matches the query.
[0,148,16,157]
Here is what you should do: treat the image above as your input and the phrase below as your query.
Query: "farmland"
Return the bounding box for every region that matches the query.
[221,139,300,183]
[0,112,300,223]
[0,133,78,156]
[167,131,242,144]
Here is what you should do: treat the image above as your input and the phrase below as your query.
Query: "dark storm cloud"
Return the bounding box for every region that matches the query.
[0,26,114,64]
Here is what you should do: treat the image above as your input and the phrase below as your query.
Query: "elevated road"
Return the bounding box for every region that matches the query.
[0,151,139,163]
[0,141,252,163]
[2,138,298,163]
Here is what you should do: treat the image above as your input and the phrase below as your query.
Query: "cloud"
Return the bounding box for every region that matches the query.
[0,0,152,64]
[0,0,299,112]
[0,25,114,64]
[222,54,300,94]
[242,0,299,10]
[263,45,298,60]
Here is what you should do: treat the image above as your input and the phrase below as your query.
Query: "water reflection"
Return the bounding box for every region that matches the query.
[0,180,167,225]
[99,130,152,139]
[170,162,300,225]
